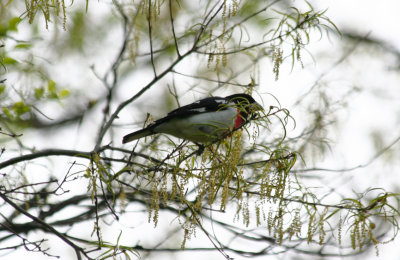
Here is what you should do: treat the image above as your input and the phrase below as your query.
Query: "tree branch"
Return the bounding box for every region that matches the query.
[0,149,91,170]
[0,192,87,260]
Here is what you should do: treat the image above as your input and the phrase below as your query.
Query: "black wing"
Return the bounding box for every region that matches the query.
[148,96,230,127]
[167,96,229,117]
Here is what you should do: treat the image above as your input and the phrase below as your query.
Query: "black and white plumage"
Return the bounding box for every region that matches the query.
[122,93,262,144]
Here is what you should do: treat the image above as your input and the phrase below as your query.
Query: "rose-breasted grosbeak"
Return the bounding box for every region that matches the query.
[122,93,262,144]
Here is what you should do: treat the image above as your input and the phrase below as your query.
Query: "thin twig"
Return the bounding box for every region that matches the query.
[95,1,132,150]
[148,0,157,77]
[293,135,400,174]
[169,0,180,57]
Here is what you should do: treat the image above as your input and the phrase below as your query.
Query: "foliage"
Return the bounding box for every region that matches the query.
[0,0,399,259]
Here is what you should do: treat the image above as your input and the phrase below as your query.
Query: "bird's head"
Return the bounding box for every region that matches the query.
[226,93,263,118]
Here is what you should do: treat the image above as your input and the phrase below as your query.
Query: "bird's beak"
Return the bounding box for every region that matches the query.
[249,102,263,113]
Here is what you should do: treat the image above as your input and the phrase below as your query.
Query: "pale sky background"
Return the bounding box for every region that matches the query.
[2,1,400,259]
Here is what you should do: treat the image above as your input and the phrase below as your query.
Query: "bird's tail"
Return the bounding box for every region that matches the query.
[122,127,154,144]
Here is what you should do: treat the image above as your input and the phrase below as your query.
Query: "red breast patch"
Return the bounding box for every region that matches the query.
[234,108,243,129]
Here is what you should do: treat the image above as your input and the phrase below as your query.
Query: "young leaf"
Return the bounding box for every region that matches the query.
[14,43,32,49]
[59,89,70,98]
[47,80,57,98]
[2,107,13,118]
[12,101,31,116]
[34,87,44,99]
[8,17,22,32]
[3,56,18,65]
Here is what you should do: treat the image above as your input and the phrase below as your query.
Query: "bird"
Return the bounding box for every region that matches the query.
[122,93,262,144]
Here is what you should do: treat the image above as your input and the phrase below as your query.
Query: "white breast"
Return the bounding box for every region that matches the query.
[154,107,238,143]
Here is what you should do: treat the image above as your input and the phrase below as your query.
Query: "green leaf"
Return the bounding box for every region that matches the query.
[0,24,6,36]
[8,17,22,32]
[3,56,18,65]
[59,89,70,98]
[14,43,32,49]
[2,107,13,118]
[34,87,44,99]
[0,85,5,95]
[47,80,56,92]
[12,101,31,116]
[47,80,57,98]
